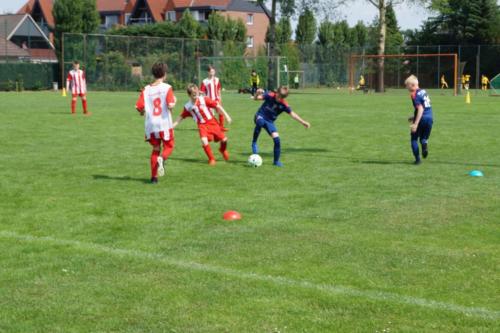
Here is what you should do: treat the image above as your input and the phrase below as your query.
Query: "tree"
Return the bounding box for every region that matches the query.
[53,0,99,62]
[207,11,226,41]
[257,0,295,88]
[295,8,317,44]
[277,17,293,43]
[352,21,369,48]
[177,10,201,39]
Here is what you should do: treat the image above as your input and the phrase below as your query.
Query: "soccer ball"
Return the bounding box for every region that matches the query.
[248,154,263,167]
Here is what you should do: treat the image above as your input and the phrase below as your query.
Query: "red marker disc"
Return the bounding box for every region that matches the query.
[223,211,242,221]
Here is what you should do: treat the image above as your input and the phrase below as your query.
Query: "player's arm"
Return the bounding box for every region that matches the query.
[215,104,232,124]
[66,73,71,92]
[411,105,424,133]
[289,111,310,129]
[200,83,207,96]
[172,109,190,128]
[135,91,145,115]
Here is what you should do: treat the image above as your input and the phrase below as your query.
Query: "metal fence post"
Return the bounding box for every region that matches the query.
[437,45,441,89]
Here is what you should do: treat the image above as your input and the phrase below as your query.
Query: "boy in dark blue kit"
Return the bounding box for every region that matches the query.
[252,86,310,167]
[405,75,433,165]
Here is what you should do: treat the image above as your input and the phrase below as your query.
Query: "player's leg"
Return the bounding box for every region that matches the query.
[420,120,433,159]
[81,94,89,115]
[200,137,216,165]
[149,137,161,183]
[219,137,229,161]
[410,131,420,165]
[71,95,77,114]
[270,131,282,167]
[252,116,265,154]
[161,130,175,161]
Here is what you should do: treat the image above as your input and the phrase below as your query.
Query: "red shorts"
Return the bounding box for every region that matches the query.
[146,129,175,145]
[198,120,225,142]
[72,93,86,98]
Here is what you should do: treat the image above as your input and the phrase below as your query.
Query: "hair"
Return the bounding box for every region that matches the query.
[405,75,419,86]
[277,85,289,98]
[207,65,215,72]
[152,62,168,79]
[186,83,198,95]
[73,60,79,65]
[251,69,256,73]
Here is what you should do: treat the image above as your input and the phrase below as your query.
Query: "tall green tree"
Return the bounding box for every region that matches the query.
[295,8,317,44]
[207,12,226,41]
[177,10,201,39]
[352,21,369,48]
[53,0,99,62]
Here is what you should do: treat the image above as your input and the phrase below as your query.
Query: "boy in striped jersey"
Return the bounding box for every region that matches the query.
[136,63,177,184]
[66,61,89,115]
[200,65,226,131]
[172,84,232,165]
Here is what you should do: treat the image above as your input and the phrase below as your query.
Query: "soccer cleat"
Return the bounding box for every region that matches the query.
[251,142,259,154]
[422,144,429,159]
[273,161,283,167]
[150,177,158,184]
[84,112,92,116]
[208,159,216,166]
[219,148,229,161]
[157,156,165,177]
[414,159,422,165]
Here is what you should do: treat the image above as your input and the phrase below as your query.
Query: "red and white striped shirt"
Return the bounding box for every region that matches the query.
[136,83,176,140]
[200,77,221,102]
[67,69,87,95]
[181,96,219,125]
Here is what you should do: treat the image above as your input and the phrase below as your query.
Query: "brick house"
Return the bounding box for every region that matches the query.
[17,0,269,50]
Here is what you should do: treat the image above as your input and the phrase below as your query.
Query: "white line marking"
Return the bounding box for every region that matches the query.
[1,230,498,320]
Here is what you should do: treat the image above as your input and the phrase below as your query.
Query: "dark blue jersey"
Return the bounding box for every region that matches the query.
[412,89,433,120]
[256,91,292,122]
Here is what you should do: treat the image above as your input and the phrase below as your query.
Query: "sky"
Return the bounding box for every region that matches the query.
[0,0,431,29]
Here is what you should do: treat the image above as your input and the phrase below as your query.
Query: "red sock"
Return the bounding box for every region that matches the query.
[71,100,76,113]
[150,150,160,178]
[220,141,227,152]
[203,144,215,161]
[161,139,174,160]
[82,99,88,113]
[218,114,225,127]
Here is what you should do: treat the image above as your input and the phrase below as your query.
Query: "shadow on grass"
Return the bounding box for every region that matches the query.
[352,158,500,168]
[92,174,150,184]
[170,156,248,166]
[238,147,330,157]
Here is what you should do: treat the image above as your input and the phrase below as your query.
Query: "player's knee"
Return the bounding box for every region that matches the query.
[201,137,209,146]
[271,132,279,138]
[153,145,161,151]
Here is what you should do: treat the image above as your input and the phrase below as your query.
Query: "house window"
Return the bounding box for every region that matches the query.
[125,13,131,24]
[105,15,119,28]
[247,14,253,25]
[191,11,200,21]
[167,11,176,22]
[246,36,254,48]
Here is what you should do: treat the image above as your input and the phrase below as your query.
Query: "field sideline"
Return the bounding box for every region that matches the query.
[0,89,499,332]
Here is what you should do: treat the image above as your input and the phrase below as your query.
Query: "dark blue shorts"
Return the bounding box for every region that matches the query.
[411,117,433,143]
[255,114,277,135]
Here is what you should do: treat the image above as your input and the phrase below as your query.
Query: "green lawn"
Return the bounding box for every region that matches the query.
[0,89,499,332]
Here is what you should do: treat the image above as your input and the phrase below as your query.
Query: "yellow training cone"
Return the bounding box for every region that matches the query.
[62,88,67,97]
[465,91,471,104]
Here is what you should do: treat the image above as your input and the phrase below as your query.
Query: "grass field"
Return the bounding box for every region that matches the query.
[0,89,499,332]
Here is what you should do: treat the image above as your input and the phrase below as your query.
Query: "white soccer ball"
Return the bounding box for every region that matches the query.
[248,154,263,167]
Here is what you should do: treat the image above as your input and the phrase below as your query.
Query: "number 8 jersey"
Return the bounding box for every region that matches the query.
[136,83,176,140]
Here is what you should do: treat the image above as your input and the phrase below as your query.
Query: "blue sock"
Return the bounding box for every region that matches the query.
[411,139,420,161]
[252,126,261,154]
[273,136,281,164]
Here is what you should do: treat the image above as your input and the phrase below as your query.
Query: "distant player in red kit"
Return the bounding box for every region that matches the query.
[136,63,177,184]
[66,60,89,115]
[172,83,231,165]
[200,65,226,131]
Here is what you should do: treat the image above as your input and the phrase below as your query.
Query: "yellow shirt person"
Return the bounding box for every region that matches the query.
[441,75,448,89]
[481,75,490,90]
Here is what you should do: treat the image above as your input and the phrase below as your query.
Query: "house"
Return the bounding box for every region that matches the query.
[17,0,269,49]
[0,14,57,63]
[129,0,269,49]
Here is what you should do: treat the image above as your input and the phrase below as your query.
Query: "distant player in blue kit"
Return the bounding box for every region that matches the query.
[405,75,433,165]
[252,86,311,167]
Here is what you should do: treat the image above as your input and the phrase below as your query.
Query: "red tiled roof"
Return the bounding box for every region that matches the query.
[97,0,129,12]
[0,37,30,57]
[17,0,55,27]
[28,48,57,61]
[145,0,169,22]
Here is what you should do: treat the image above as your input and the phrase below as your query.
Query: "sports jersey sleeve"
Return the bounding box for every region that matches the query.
[136,91,145,112]
[66,73,72,81]
[414,92,425,107]
[283,104,292,114]
[263,92,275,102]
[200,83,207,94]
[181,108,191,119]
[166,88,176,109]
[204,96,219,108]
